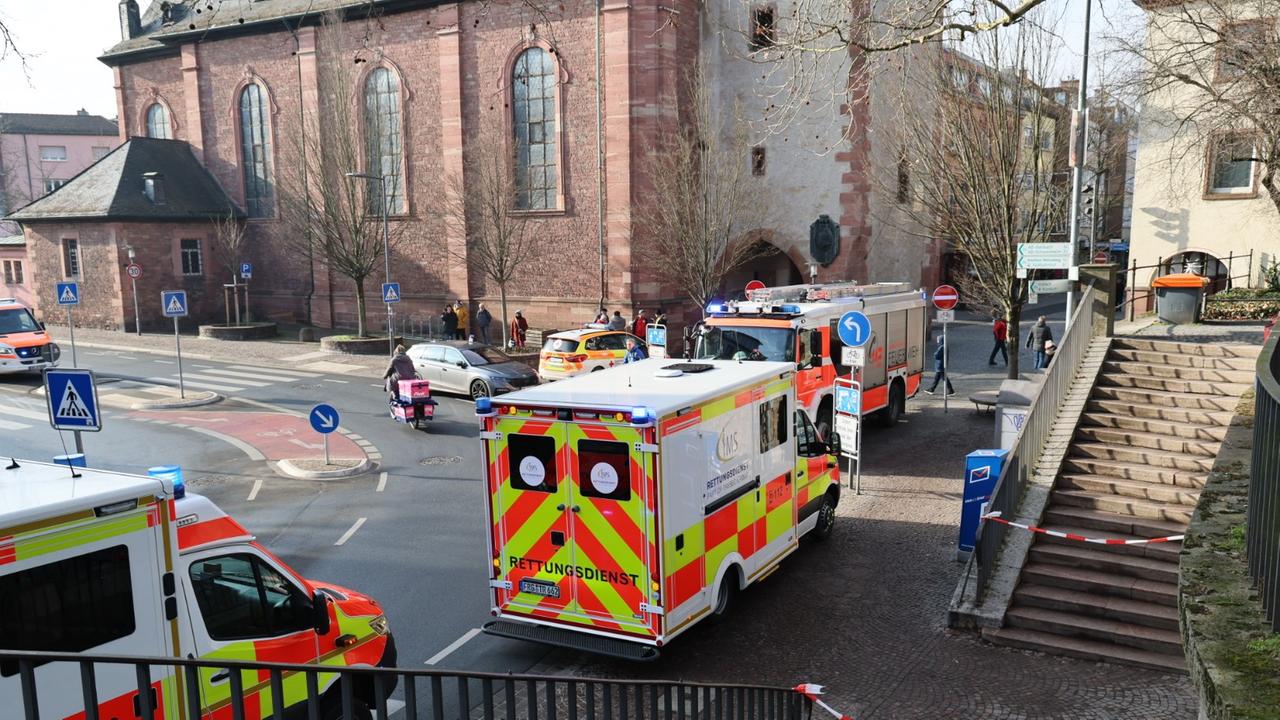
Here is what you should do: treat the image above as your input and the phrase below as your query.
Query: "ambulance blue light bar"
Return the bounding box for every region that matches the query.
[779,304,801,314]
[630,406,655,425]
[475,397,495,416]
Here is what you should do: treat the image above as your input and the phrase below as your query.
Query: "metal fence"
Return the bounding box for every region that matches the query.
[0,649,813,720]
[972,286,1099,600]
[1249,326,1280,631]
[1122,249,1255,322]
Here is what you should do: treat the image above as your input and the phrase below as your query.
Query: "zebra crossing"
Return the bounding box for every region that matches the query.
[144,364,339,394]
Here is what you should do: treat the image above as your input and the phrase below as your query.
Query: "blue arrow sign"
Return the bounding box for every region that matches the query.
[837,311,872,347]
[44,369,101,431]
[309,403,340,434]
[240,262,253,279]
[835,385,860,416]
[55,282,80,306]
[382,282,401,304]
[161,290,188,318]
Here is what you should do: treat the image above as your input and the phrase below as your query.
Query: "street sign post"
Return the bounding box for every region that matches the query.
[837,310,872,347]
[1016,242,1073,270]
[933,284,961,414]
[744,279,766,296]
[1028,279,1070,295]
[1093,250,1109,264]
[240,263,253,279]
[126,263,142,279]
[44,368,101,458]
[162,291,189,398]
[833,377,863,494]
[309,403,340,464]
[56,282,80,367]
[931,284,959,310]
[646,325,667,359]
[841,345,865,368]
[935,309,955,324]
[125,262,142,336]
[381,283,400,357]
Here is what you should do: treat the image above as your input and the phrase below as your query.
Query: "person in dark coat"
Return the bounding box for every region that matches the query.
[926,335,955,395]
[623,337,647,364]
[510,310,529,349]
[383,344,418,399]
[1026,316,1054,370]
[440,306,458,339]
[608,311,626,331]
[476,304,493,345]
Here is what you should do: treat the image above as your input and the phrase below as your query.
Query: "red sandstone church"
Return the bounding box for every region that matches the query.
[9,0,940,334]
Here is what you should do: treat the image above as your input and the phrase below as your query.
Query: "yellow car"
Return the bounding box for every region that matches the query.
[538,328,646,381]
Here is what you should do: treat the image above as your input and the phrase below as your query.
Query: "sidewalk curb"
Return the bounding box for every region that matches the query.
[275,457,375,480]
[131,392,223,410]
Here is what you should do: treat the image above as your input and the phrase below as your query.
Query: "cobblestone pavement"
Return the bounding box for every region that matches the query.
[1114,317,1267,345]
[568,306,1198,720]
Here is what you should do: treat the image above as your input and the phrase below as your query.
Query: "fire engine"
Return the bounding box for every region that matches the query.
[694,281,928,438]
[477,359,841,659]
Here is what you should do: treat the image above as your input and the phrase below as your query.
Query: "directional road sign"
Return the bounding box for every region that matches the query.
[161,290,188,318]
[834,384,860,416]
[126,263,142,279]
[309,403,340,434]
[56,282,80,306]
[44,369,101,432]
[837,310,872,347]
[382,282,401,304]
[240,262,253,279]
[1016,242,1073,270]
[932,284,959,310]
[1028,279,1070,295]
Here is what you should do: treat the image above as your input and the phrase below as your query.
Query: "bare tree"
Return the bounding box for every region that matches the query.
[275,12,404,338]
[632,65,776,312]
[209,212,248,323]
[886,28,1065,378]
[436,130,539,348]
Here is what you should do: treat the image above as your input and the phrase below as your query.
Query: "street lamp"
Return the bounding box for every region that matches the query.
[344,171,394,357]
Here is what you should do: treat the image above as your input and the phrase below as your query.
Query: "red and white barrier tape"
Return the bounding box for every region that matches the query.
[793,684,853,720]
[981,511,1183,545]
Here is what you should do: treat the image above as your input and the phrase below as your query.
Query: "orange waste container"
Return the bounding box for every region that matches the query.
[1151,273,1210,324]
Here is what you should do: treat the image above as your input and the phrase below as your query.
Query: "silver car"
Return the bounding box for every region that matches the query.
[406,340,539,399]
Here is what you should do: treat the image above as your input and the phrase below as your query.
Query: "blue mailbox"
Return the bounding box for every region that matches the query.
[958,448,1009,560]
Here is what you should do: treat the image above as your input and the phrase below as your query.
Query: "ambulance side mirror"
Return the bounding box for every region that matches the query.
[312,591,331,635]
[827,431,842,457]
[808,330,822,362]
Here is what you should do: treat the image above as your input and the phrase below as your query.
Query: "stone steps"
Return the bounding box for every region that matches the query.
[1106,348,1257,371]
[982,626,1186,673]
[1091,385,1239,411]
[1096,372,1252,397]
[1001,605,1183,655]
[1078,411,1228,442]
[1070,442,1216,473]
[1028,541,1179,584]
[1021,561,1177,605]
[1073,425,1219,457]
[1012,583,1180,631]
[1060,457,1208,488]
[1084,399,1236,427]
[1101,360,1255,385]
[1052,489,1194,524]
[1058,474,1201,506]
[1036,523,1182,563]
[1042,505,1188,539]
[1111,338,1260,359]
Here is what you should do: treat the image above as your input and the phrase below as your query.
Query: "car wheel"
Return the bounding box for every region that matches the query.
[881,382,905,428]
[812,491,837,541]
[709,570,737,621]
[470,380,491,400]
[590,366,604,372]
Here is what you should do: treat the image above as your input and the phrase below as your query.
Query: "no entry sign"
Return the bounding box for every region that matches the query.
[932,284,959,311]
[745,280,766,293]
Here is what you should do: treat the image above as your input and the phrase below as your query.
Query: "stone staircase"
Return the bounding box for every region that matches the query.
[983,337,1259,672]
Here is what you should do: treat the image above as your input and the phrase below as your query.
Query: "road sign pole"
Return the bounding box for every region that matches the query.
[943,322,949,414]
[245,279,250,323]
[323,433,330,465]
[387,302,394,357]
[232,275,241,325]
[130,275,141,335]
[66,306,77,367]
[73,429,84,455]
[173,316,185,399]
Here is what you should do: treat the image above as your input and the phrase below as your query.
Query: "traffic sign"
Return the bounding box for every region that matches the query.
[932,284,959,310]
[1016,242,1073,270]
[309,403,340,434]
[161,290,188,318]
[126,263,142,279]
[835,413,858,445]
[837,311,872,347]
[745,280,766,293]
[1092,251,1109,264]
[936,309,955,323]
[1028,279,1070,295]
[841,345,865,367]
[240,262,253,279]
[382,282,401,304]
[56,282,80,306]
[646,325,667,348]
[44,369,101,432]
[834,385,860,416]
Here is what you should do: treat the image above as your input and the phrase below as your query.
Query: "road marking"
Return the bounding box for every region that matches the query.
[184,373,271,387]
[147,377,242,393]
[334,517,367,546]
[288,438,325,450]
[179,416,228,423]
[376,472,387,492]
[0,405,49,421]
[181,426,267,461]
[323,379,349,384]
[0,418,30,430]
[227,365,319,378]
[424,628,482,666]
[247,478,263,501]
[199,368,314,383]
[153,359,174,364]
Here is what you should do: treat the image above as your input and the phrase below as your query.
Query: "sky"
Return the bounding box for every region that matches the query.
[0,0,1143,120]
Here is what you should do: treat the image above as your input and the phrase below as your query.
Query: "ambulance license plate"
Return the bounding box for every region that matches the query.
[547,357,563,365]
[520,579,561,598]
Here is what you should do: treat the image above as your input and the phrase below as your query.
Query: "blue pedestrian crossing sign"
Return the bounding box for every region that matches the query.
[382,282,401,304]
[309,403,340,434]
[56,282,80,306]
[837,310,872,347]
[835,385,860,416]
[161,290,188,318]
[44,369,102,431]
[240,262,253,279]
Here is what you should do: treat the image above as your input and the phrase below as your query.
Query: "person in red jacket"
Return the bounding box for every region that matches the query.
[632,309,648,341]
[989,314,1008,366]
[509,310,529,349]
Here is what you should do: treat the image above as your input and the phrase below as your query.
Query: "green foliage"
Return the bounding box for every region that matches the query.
[1264,260,1280,292]
[1249,634,1280,659]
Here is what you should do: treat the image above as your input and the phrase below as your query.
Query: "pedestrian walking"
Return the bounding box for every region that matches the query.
[623,336,647,364]
[510,310,529,349]
[925,335,955,395]
[653,307,668,327]
[1026,316,1054,370]
[476,303,492,345]
[632,309,648,340]
[989,314,1009,366]
[440,305,458,339]
[454,300,469,340]
[608,311,626,331]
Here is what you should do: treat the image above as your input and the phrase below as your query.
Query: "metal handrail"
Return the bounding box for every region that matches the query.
[972,285,1098,600]
[1248,325,1280,630]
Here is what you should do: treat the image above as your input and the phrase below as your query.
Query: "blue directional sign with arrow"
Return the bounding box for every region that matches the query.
[161,290,188,318]
[44,369,101,432]
[56,282,80,306]
[309,403,340,434]
[837,310,872,347]
[382,282,401,304]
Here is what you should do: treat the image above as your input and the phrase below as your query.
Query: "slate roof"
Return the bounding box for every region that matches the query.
[0,235,24,247]
[5,137,243,222]
[0,113,118,137]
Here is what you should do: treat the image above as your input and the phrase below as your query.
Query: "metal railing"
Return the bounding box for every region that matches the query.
[971,285,1099,600]
[1249,325,1280,631]
[0,649,812,720]
[1121,249,1255,322]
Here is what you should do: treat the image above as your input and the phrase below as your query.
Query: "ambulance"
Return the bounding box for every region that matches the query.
[0,460,395,719]
[695,281,928,439]
[477,359,841,659]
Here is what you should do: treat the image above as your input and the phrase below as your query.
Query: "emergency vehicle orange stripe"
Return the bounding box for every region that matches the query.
[765,474,790,512]
[572,524,645,608]
[705,504,738,550]
[863,384,889,413]
[573,583,627,633]
[0,543,14,566]
[660,411,701,436]
[177,515,250,551]
[907,373,922,395]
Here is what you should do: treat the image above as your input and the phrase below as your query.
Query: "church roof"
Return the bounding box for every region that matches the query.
[0,112,118,137]
[5,137,242,223]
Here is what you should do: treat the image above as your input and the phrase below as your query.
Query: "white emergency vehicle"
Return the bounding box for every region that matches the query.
[477,359,841,659]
